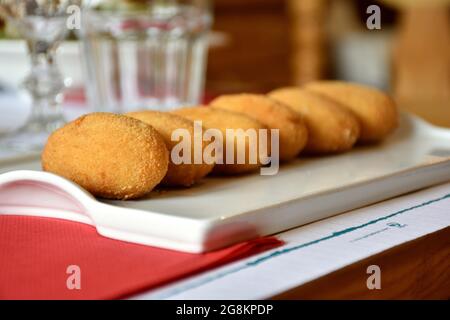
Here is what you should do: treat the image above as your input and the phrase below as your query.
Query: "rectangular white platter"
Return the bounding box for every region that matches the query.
[0,113,450,253]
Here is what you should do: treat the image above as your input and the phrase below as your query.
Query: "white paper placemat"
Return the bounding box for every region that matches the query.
[133,182,450,299]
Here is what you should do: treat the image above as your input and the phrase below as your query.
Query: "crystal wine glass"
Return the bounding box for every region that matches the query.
[0,0,81,152]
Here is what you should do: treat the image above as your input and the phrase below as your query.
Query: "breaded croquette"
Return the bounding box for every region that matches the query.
[210,94,308,161]
[269,88,360,154]
[42,113,169,200]
[172,106,270,175]
[304,81,398,142]
[126,110,215,187]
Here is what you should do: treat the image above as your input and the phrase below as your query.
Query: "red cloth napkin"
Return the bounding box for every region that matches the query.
[0,215,282,300]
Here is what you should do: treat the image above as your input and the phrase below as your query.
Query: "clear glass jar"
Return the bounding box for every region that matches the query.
[81,0,212,113]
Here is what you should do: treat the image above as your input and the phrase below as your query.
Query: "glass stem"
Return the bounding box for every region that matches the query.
[23,40,66,133]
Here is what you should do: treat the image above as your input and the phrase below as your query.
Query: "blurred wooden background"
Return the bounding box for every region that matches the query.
[206,0,293,95]
[0,0,448,126]
[206,0,330,95]
[206,0,331,96]
[207,0,449,127]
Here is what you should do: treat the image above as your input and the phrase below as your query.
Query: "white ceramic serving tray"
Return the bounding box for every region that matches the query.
[0,113,449,253]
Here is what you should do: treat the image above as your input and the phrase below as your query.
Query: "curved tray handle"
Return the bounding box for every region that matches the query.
[413,113,450,149]
[0,170,207,252]
[0,170,97,224]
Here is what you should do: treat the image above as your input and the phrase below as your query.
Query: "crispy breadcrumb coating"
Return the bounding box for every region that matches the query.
[126,110,215,187]
[304,81,398,142]
[172,106,270,175]
[210,94,308,161]
[269,88,361,154]
[42,113,169,199]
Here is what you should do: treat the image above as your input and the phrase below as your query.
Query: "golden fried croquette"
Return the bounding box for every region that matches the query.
[209,94,308,161]
[304,81,398,142]
[126,110,214,187]
[269,88,360,154]
[172,106,269,175]
[42,113,169,200]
